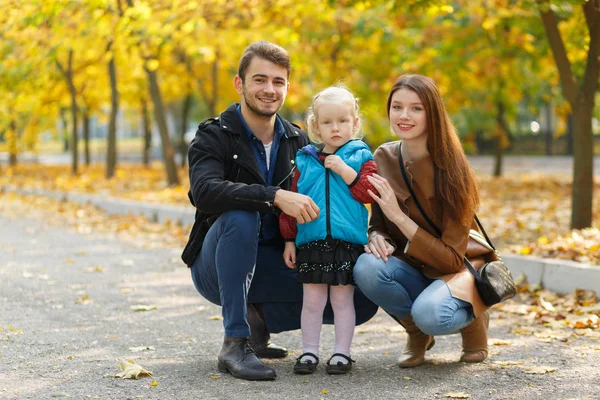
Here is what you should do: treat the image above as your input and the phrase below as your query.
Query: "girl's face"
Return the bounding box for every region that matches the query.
[315,102,358,153]
[389,88,427,142]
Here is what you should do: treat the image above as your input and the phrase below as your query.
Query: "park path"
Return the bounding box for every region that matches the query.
[0,193,599,400]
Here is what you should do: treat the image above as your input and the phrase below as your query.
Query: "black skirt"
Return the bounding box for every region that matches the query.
[296,237,364,286]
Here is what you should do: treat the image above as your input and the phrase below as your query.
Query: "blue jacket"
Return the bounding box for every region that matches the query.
[296,140,374,246]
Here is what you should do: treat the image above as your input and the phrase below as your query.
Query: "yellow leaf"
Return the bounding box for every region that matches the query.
[114,360,153,379]
[445,392,471,398]
[490,339,512,346]
[150,381,158,386]
[537,235,549,245]
[522,366,556,374]
[519,247,532,255]
[403,376,412,380]
[130,305,157,312]
[321,389,329,394]
[210,375,219,379]
[146,59,159,71]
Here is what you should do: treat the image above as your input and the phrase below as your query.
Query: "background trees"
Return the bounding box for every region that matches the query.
[0,0,597,228]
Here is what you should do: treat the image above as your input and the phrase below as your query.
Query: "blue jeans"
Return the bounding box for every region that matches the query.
[190,210,379,337]
[353,253,474,335]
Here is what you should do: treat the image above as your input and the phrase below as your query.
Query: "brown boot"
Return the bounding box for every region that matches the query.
[460,311,489,363]
[394,316,435,368]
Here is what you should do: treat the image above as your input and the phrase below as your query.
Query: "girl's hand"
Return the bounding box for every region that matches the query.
[325,155,357,184]
[324,155,348,175]
[364,233,395,262]
[283,241,297,269]
[367,174,405,224]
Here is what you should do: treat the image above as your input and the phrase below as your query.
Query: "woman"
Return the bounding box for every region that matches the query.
[353,74,489,367]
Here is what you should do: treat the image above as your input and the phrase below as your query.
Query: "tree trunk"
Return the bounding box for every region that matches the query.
[539,0,599,228]
[83,111,90,166]
[566,114,573,155]
[60,108,69,153]
[493,101,510,177]
[571,104,594,229]
[106,49,119,179]
[141,96,152,167]
[146,67,180,186]
[58,50,79,175]
[180,92,192,168]
[8,119,17,167]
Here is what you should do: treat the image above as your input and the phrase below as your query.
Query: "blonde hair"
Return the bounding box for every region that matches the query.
[305,85,363,143]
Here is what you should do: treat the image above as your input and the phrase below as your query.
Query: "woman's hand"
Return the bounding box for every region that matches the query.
[367,174,405,224]
[364,233,395,262]
[283,241,297,269]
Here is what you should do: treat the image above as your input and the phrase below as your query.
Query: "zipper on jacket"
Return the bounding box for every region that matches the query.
[275,163,296,187]
[326,169,331,236]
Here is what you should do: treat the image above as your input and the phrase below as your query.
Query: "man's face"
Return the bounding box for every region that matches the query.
[235,57,289,118]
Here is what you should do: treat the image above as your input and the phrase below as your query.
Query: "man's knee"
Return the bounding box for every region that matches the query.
[219,210,261,243]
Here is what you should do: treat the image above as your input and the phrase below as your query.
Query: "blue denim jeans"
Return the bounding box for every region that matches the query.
[353,253,474,335]
[190,210,380,337]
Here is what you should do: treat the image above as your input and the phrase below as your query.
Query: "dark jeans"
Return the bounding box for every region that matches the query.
[190,210,378,337]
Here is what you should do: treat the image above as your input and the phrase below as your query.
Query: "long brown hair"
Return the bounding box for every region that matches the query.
[386,74,479,226]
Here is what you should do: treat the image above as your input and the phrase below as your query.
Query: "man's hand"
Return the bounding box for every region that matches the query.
[274,189,320,224]
[283,241,297,269]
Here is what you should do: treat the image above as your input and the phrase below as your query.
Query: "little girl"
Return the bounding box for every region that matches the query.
[279,85,377,375]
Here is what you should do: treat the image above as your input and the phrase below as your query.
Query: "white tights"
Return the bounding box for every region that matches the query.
[300,283,355,364]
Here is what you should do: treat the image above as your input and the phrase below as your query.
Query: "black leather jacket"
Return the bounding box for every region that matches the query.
[181,103,308,266]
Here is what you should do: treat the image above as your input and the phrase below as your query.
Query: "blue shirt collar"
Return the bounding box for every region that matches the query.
[236,105,287,140]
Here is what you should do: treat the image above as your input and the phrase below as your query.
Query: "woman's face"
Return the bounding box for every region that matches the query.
[388,88,427,142]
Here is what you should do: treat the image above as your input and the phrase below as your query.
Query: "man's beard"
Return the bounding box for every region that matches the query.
[242,91,280,118]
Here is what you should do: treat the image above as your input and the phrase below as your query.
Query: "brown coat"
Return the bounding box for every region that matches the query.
[369,141,489,317]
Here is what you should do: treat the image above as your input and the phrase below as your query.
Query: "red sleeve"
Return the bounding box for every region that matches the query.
[278,169,300,240]
[349,160,378,204]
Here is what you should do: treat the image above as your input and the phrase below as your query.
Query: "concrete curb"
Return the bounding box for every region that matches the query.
[3,185,599,295]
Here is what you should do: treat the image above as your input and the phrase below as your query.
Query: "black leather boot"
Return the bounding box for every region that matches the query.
[248,303,288,359]
[217,337,276,380]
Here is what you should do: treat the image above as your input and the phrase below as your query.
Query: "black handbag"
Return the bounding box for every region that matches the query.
[398,149,516,306]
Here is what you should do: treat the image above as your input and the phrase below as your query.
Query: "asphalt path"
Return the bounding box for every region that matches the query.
[1,197,599,400]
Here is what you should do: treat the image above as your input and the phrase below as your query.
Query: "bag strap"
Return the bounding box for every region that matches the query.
[397,145,488,280]
[397,145,495,250]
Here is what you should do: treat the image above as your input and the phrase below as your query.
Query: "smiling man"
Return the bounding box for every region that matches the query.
[182,41,378,381]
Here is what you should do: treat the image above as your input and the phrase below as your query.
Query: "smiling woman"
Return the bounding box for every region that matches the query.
[353,73,490,368]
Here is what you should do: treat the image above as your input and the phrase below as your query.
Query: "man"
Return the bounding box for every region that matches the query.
[182,41,377,381]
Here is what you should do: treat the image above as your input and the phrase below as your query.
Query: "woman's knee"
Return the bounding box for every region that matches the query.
[412,293,457,335]
[353,253,387,289]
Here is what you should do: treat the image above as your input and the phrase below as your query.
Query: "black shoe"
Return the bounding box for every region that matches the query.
[217,337,276,381]
[254,342,288,359]
[293,352,319,375]
[325,353,355,375]
[248,303,288,359]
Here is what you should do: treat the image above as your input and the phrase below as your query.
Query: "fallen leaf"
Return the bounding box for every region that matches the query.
[445,392,471,398]
[522,366,557,374]
[490,339,512,346]
[114,360,153,379]
[129,346,155,352]
[130,305,157,312]
[150,381,158,386]
[321,389,329,394]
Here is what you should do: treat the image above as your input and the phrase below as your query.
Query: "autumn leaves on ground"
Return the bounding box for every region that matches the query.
[3,163,600,264]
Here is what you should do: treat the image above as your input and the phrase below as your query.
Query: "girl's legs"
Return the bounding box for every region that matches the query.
[300,283,329,363]
[329,284,355,364]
